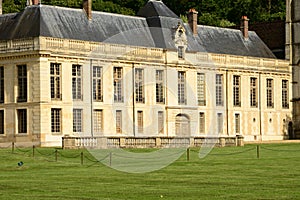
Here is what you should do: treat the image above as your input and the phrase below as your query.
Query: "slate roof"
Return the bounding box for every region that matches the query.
[0,0,276,58]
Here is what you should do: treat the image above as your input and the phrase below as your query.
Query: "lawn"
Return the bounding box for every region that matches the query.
[0,143,300,199]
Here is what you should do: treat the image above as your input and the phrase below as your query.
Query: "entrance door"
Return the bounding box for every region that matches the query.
[175,114,190,137]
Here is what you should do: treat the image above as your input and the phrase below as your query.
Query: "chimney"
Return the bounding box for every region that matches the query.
[27,0,39,6]
[240,16,249,39]
[83,0,92,20]
[188,8,198,35]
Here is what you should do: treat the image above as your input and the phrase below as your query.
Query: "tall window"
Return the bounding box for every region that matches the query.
[217,113,223,134]
[266,79,274,108]
[50,63,61,100]
[216,74,223,106]
[250,77,258,107]
[93,109,103,134]
[135,69,144,103]
[51,108,61,133]
[73,109,82,133]
[113,67,123,102]
[282,80,289,109]
[233,75,241,107]
[93,66,103,102]
[158,111,164,134]
[178,46,184,59]
[137,111,143,134]
[17,109,27,134]
[17,65,27,102]
[0,110,4,134]
[116,110,122,133]
[235,113,240,134]
[72,65,82,100]
[156,70,164,103]
[0,67,4,103]
[197,73,206,106]
[199,112,205,134]
[178,71,186,105]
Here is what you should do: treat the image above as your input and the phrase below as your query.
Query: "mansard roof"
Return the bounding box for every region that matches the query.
[0,2,276,59]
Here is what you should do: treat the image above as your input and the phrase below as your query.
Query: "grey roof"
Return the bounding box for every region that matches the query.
[137,0,178,19]
[0,1,275,58]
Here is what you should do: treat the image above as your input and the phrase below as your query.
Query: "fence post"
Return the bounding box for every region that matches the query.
[81,152,83,165]
[257,145,260,159]
[55,149,58,162]
[32,145,35,158]
[109,152,112,167]
[12,142,14,153]
[187,148,190,161]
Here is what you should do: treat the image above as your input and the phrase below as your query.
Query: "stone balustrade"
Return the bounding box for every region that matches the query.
[62,136,244,149]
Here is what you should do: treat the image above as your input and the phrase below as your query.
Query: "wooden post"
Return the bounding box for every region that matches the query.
[187,148,190,161]
[12,142,14,153]
[81,152,83,165]
[32,145,35,158]
[55,149,58,162]
[257,145,260,159]
[109,152,112,167]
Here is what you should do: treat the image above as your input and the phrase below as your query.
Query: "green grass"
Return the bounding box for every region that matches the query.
[1,144,300,199]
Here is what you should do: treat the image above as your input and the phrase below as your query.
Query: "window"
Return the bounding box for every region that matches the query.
[250,77,258,107]
[113,67,123,102]
[178,46,184,59]
[135,69,144,103]
[235,114,240,134]
[72,65,82,100]
[282,80,289,109]
[158,111,164,134]
[17,65,27,102]
[233,75,241,107]
[0,110,4,134]
[178,71,186,105]
[73,109,82,133]
[50,63,61,100]
[17,109,27,134]
[93,66,103,102]
[93,109,103,134]
[217,113,223,134]
[199,112,205,134]
[216,74,223,106]
[137,111,143,134]
[116,110,122,133]
[156,70,164,103]
[51,108,61,133]
[266,79,274,108]
[0,67,4,103]
[197,73,206,106]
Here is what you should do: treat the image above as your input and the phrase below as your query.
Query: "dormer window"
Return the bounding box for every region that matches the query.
[174,23,187,60]
[178,46,184,59]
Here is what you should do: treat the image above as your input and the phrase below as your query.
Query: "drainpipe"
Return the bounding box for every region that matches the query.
[164,49,168,137]
[90,59,94,137]
[132,63,136,137]
[226,70,229,136]
[259,73,262,141]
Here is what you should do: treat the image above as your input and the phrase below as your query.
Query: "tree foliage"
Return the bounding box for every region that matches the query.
[2,0,286,27]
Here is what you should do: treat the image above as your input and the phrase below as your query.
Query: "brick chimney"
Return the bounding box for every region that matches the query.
[27,0,39,6]
[83,0,92,20]
[188,8,198,35]
[240,16,249,39]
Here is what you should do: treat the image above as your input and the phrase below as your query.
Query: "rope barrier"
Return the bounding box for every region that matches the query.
[57,151,81,159]
[209,147,256,156]
[260,146,300,152]
[35,148,56,157]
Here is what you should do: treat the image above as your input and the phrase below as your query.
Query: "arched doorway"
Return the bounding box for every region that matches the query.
[288,122,294,139]
[175,114,190,137]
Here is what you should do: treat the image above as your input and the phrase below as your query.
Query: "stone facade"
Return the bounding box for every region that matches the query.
[0,36,291,147]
